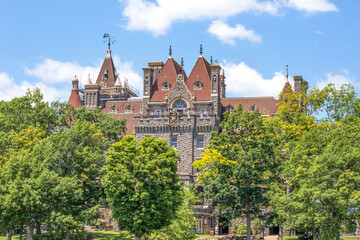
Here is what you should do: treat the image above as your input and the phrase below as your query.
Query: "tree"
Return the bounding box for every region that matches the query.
[31,120,106,230]
[194,105,277,240]
[0,126,81,240]
[153,184,198,240]
[102,135,182,240]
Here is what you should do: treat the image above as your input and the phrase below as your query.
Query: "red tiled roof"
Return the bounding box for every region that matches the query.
[185,56,211,101]
[102,99,143,135]
[68,90,82,109]
[95,50,117,88]
[221,97,278,116]
[149,57,185,102]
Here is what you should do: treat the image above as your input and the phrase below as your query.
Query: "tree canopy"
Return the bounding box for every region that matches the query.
[102,135,182,239]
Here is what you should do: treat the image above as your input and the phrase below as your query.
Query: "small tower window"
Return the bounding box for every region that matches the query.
[104,69,108,80]
[250,105,256,111]
[111,105,116,113]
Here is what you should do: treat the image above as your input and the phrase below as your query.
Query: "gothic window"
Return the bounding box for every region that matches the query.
[173,100,187,111]
[170,135,178,149]
[250,105,256,111]
[196,135,204,149]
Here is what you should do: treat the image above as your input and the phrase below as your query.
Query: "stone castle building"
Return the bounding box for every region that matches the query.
[68,45,304,234]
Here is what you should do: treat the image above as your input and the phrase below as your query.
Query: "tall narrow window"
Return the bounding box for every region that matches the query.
[196,135,204,149]
[170,135,178,149]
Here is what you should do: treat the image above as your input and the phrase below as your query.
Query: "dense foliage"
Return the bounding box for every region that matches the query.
[102,135,182,239]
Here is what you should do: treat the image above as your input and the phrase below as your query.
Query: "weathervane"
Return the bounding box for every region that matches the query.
[103,33,115,50]
[181,57,184,67]
[286,64,289,82]
[210,56,213,64]
[200,44,203,56]
[169,45,172,57]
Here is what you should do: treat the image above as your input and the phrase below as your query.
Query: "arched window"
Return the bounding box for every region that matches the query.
[173,99,187,111]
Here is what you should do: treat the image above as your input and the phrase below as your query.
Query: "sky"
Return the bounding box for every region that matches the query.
[0,0,359,102]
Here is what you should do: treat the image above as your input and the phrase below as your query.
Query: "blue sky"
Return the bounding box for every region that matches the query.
[0,0,359,102]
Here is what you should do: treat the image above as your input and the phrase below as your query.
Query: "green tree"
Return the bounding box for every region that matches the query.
[102,135,182,240]
[153,184,198,240]
[194,105,277,240]
[0,126,81,240]
[31,120,106,231]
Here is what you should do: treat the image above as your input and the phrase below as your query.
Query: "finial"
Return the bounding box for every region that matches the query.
[210,56,213,64]
[286,64,289,82]
[103,33,115,50]
[169,45,172,57]
[200,44,203,56]
[181,57,184,67]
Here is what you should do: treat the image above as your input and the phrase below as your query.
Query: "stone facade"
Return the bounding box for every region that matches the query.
[68,46,304,235]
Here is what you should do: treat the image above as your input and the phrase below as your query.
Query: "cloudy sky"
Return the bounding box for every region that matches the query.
[0,0,359,102]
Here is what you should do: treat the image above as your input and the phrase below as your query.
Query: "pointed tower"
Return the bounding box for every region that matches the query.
[68,76,82,109]
[95,48,117,88]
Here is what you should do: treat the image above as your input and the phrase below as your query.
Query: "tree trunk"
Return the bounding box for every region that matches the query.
[260,220,264,239]
[65,229,71,240]
[36,223,41,235]
[246,203,251,240]
[335,232,340,240]
[135,237,142,240]
[279,225,283,240]
[6,231,12,240]
[26,226,34,240]
[313,225,317,240]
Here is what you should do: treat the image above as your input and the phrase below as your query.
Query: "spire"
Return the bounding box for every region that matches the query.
[286,64,289,82]
[169,45,172,57]
[199,44,203,56]
[68,76,81,109]
[86,74,92,85]
[115,75,122,87]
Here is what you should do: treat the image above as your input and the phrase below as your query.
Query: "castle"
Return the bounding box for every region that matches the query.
[68,44,303,234]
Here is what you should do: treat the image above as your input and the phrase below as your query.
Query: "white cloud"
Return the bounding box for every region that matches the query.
[208,20,261,45]
[25,59,100,84]
[316,73,352,89]
[121,0,337,36]
[287,0,337,12]
[0,72,68,102]
[121,0,280,36]
[222,61,287,97]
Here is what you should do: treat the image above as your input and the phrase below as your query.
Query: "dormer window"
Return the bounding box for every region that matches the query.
[194,75,202,90]
[104,69,108,80]
[126,104,132,113]
[110,105,117,113]
[162,77,170,90]
[250,105,256,111]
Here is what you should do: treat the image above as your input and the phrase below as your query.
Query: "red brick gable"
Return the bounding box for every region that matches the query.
[185,56,211,101]
[221,97,278,116]
[283,81,292,93]
[150,57,185,102]
[95,50,117,88]
[68,90,81,109]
